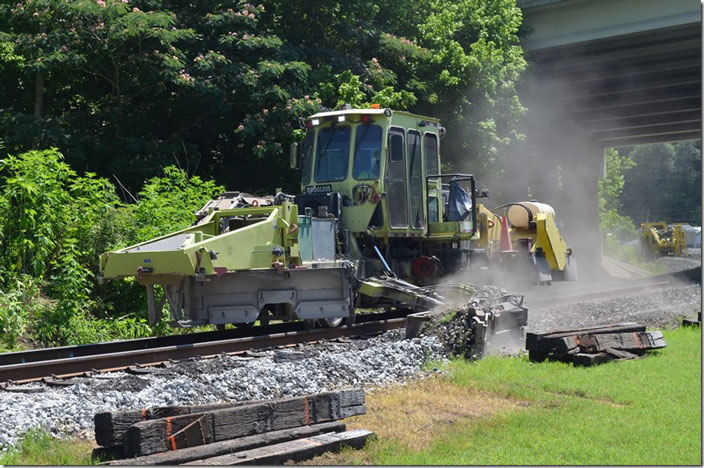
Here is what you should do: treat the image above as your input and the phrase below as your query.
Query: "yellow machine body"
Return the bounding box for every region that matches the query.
[640,222,687,257]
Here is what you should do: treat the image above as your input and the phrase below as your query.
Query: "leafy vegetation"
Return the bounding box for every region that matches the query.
[620,141,702,226]
[0,428,94,466]
[598,148,640,261]
[0,148,222,348]
[0,0,526,194]
[599,148,637,241]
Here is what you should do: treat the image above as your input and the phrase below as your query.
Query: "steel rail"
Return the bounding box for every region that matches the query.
[0,310,410,367]
[0,323,300,366]
[527,267,700,308]
[0,316,407,384]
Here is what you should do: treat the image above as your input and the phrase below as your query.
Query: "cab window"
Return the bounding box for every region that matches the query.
[408,129,424,229]
[300,130,314,186]
[424,133,439,176]
[353,124,383,180]
[314,125,351,182]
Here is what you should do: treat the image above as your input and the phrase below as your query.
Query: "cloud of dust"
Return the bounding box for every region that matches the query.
[483,329,525,357]
[447,45,617,285]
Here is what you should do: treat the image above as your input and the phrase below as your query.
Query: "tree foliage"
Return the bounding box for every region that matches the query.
[0,149,222,347]
[619,141,702,225]
[598,148,637,240]
[0,0,526,194]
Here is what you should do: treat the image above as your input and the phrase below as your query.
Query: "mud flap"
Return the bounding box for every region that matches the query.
[534,254,553,283]
[562,253,578,281]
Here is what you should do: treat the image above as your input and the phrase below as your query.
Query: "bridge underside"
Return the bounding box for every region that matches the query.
[524,23,701,148]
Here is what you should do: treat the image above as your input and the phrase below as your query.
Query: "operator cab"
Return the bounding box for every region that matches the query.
[299,109,387,189]
[293,106,452,238]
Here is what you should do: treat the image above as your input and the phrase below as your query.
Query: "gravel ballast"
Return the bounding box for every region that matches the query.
[0,331,445,451]
[528,284,701,332]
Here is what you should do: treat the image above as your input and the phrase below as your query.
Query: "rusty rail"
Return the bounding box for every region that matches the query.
[0,314,407,384]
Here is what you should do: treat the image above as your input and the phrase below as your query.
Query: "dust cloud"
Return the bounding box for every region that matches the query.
[447,46,615,285]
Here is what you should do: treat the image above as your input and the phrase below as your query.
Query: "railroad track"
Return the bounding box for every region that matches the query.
[526,266,700,308]
[2,267,698,386]
[0,311,409,385]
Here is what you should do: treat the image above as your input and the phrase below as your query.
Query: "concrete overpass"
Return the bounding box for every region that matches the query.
[519,0,701,147]
[503,0,701,278]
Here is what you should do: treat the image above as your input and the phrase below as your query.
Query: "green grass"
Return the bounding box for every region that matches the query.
[0,428,94,465]
[361,326,702,465]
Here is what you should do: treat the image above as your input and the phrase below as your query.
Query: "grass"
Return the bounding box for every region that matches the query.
[0,428,94,466]
[310,326,701,465]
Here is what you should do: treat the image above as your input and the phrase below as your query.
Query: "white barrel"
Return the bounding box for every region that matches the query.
[507,201,555,228]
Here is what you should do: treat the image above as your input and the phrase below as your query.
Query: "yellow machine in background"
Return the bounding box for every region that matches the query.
[640,222,687,257]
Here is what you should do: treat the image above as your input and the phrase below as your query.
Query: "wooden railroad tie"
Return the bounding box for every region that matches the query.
[104,422,348,466]
[526,322,666,366]
[184,429,374,465]
[94,389,370,464]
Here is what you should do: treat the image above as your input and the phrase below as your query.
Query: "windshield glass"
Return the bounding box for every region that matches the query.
[353,124,382,180]
[300,130,314,185]
[314,125,351,182]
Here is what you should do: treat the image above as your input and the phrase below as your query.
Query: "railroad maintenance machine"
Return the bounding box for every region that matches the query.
[99,106,577,353]
[640,222,687,258]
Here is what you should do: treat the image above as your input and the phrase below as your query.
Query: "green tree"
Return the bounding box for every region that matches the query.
[620,141,702,225]
[0,0,195,187]
[598,148,637,240]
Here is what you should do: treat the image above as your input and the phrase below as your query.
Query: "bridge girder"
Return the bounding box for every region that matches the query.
[523,22,701,147]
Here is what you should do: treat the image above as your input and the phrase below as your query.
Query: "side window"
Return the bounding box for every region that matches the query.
[300,130,314,186]
[407,130,424,229]
[424,133,439,176]
[390,134,404,161]
[385,127,408,228]
[424,133,440,223]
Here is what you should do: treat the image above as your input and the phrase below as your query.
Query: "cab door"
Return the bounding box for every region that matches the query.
[407,129,424,230]
[385,127,408,228]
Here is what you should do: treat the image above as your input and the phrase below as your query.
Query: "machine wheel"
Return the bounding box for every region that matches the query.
[318,317,344,328]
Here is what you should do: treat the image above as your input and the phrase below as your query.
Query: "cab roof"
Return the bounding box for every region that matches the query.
[307,108,441,124]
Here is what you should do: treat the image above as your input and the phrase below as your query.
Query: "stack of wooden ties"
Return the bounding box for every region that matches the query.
[93,389,372,465]
[526,322,666,366]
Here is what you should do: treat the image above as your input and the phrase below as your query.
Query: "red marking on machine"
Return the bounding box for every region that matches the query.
[413,256,436,279]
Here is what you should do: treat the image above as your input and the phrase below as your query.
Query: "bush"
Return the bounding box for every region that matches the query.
[0,275,53,350]
[601,208,637,241]
[0,149,224,347]
[132,165,224,241]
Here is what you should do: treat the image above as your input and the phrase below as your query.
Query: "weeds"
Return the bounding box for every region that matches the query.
[0,428,94,466]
